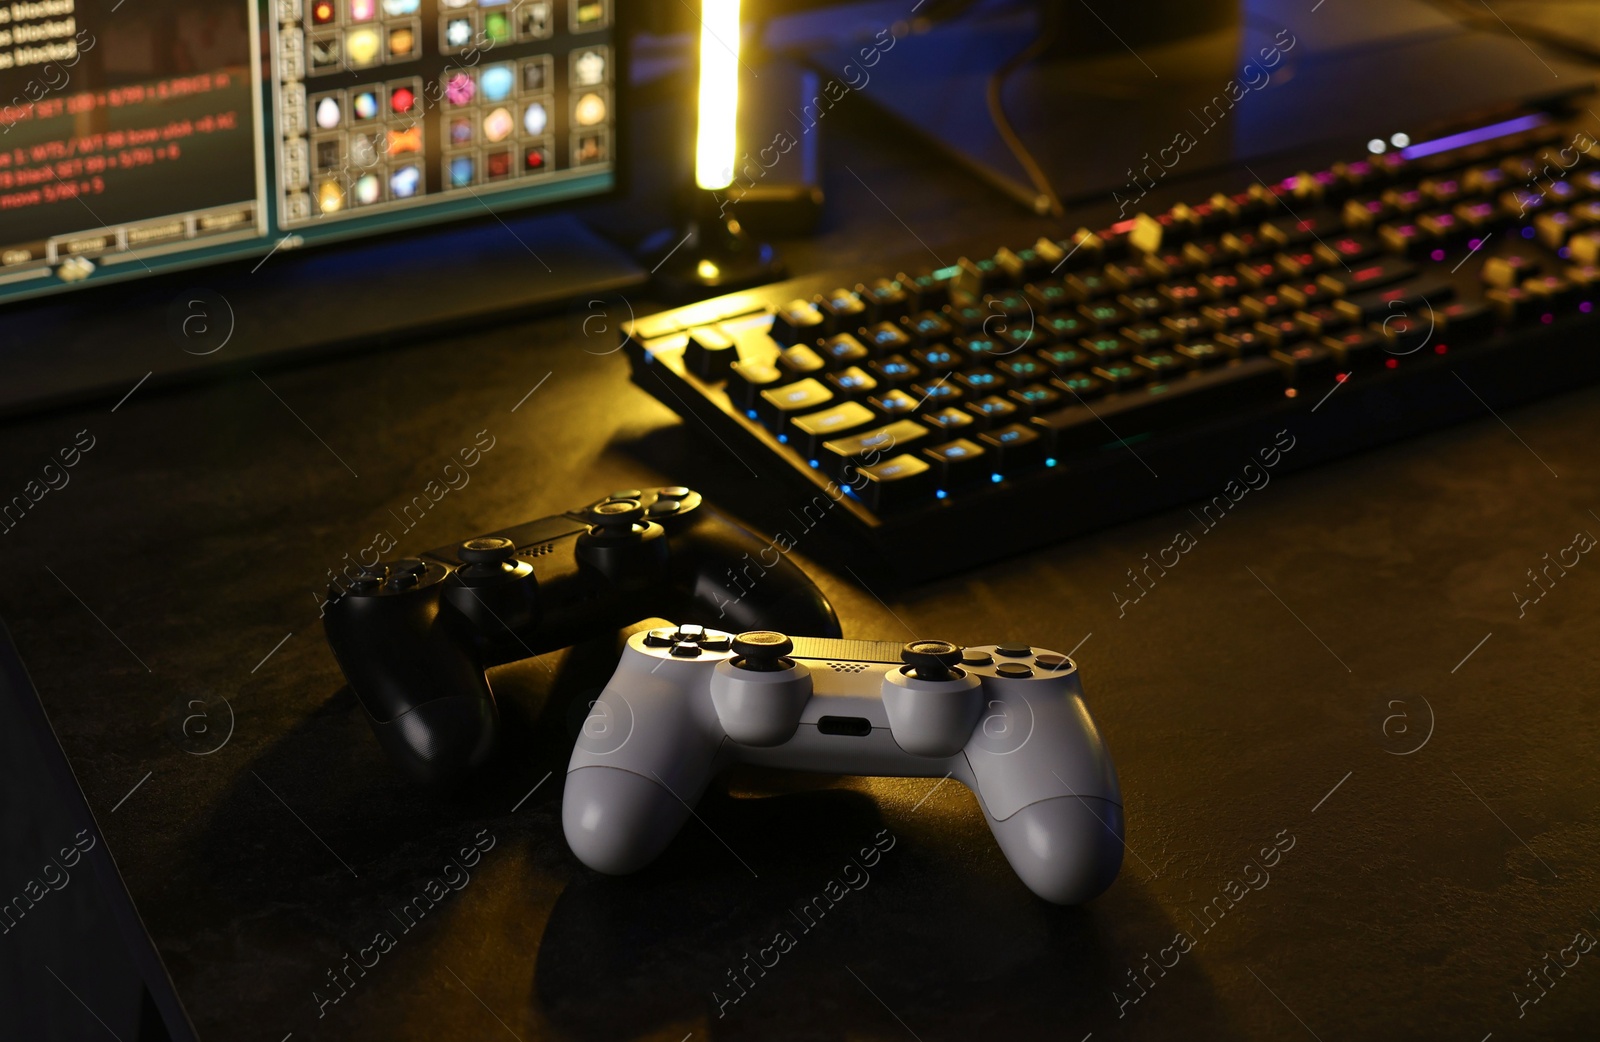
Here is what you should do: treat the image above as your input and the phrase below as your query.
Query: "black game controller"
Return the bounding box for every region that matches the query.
[322,487,840,788]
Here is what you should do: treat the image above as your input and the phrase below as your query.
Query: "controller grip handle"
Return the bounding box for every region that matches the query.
[983,795,1125,905]
[324,594,498,789]
[672,509,842,637]
[563,766,696,874]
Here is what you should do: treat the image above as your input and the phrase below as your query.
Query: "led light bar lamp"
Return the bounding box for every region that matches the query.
[654,0,783,295]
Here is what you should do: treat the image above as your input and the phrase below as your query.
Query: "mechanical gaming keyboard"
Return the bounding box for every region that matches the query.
[622,98,1600,577]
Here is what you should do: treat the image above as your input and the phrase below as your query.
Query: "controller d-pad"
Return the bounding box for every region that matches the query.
[671,642,702,657]
[645,627,678,647]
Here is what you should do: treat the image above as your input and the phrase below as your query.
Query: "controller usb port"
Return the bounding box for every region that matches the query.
[817,716,872,737]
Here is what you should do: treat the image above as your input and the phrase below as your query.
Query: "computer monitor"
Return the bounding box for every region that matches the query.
[0,0,620,306]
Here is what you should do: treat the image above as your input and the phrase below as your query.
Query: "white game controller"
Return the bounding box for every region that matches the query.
[563,626,1124,904]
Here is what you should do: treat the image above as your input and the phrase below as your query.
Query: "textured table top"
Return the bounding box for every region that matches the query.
[3,42,1600,1042]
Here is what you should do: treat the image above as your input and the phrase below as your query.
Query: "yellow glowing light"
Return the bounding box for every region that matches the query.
[697,259,721,280]
[695,0,740,191]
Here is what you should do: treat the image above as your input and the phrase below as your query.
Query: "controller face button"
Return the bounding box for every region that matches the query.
[392,558,428,577]
[660,486,692,499]
[1034,653,1071,671]
[609,489,644,502]
[995,643,1033,658]
[385,572,418,592]
[961,650,994,666]
[645,627,677,647]
[671,641,702,657]
[996,663,1034,678]
[647,500,680,517]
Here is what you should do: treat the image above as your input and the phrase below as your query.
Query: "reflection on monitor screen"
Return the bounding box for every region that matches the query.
[0,0,618,303]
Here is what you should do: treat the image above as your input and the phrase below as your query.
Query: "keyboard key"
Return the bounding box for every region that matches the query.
[1240,290,1294,319]
[898,270,953,311]
[955,335,1009,363]
[1117,291,1170,318]
[727,360,784,408]
[1039,314,1095,343]
[897,311,951,347]
[869,354,922,386]
[1377,222,1428,256]
[956,255,1006,296]
[819,333,870,367]
[1024,280,1071,312]
[777,344,827,378]
[789,401,876,456]
[1294,305,1351,337]
[1104,261,1152,291]
[1175,340,1229,367]
[1160,313,1208,341]
[1078,300,1131,329]
[1200,302,1248,330]
[1253,317,1306,349]
[1215,328,1273,358]
[1080,333,1135,362]
[963,395,1020,429]
[979,423,1048,472]
[854,453,934,511]
[1278,280,1333,309]
[1481,254,1539,288]
[1158,282,1205,309]
[1121,321,1170,350]
[1271,343,1337,386]
[758,377,833,430]
[1318,256,1417,296]
[864,320,915,354]
[815,288,866,333]
[856,278,909,323]
[825,365,878,400]
[923,406,977,433]
[684,325,738,379]
[996,356,1049,384]
[945,301,991,333]
[1339,278,1454,323]
[1091,362,1148,391]
[1314,233,1379,266]
[1135,351,1193,379]
[1052,372,1109,400]
[771,299,825,345]
[1007,383,1062,416]
[1065,270,1115,300]
[869,388,921,420]
[1038,344,1095,373]
[956,368,1006,395]
[1452,200,1499,232]
[911,344,962,373]
[1236,258,1286,289]
[820,419,931,475]
[909,380,965,410]
[922,438,989,486]
[1275,247,1325,277]
[1031,358,1283,453]
[1523,274,1576,309]
[1197,270,1244,298]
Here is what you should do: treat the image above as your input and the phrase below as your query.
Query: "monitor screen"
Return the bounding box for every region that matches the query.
[0,0,618,304]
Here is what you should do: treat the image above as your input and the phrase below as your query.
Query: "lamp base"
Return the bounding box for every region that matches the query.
[648,190,785,301]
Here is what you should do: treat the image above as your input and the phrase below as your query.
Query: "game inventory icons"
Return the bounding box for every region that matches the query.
[440,0,577,56]
[305,76,426,216]
[305,0,422,76]
[439,51,580,187]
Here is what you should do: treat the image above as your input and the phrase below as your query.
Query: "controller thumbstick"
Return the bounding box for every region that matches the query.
[586,499,646,540]
[458,537,517,567]
[732,631,794,672]
[901,640,965,681]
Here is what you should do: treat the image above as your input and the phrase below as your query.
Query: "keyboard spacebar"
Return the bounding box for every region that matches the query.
[1030,359,1284,454]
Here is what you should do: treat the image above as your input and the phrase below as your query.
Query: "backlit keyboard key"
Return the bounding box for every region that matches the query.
[854,453,934,511]
[819,333,870,367]
[922,438,988,486]
[790,401,876,456]
[758,377,833,430]
[819,419,931,474]
[869,354,922,386]
[825,365,877,399]
[978,423,1048,472]
[771,299,825,345]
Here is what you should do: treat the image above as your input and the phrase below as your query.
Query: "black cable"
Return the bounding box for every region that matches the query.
[984,1,1066,216]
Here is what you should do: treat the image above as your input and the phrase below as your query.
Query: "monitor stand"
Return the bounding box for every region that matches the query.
[0,214,645,420]
[806,0,1592,213]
